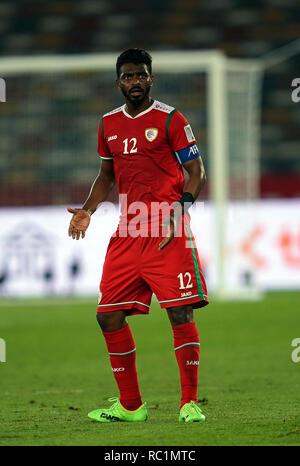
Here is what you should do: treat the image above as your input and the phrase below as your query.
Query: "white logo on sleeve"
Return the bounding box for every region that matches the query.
[184,125,195,143]
[188,145,199,157]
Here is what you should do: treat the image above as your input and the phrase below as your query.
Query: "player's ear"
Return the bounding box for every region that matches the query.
[150,75,154,87]
[116,78,121,89]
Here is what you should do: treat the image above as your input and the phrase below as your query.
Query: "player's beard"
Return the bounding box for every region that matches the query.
[121,85,151,107]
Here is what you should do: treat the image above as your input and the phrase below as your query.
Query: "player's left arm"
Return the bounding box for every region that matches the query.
[182,155,206,201]
[167,109,206,202]
[158,155,206,251]
[159,111,206,250]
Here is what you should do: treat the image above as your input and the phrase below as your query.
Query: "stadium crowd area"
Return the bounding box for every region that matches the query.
[0,0,300,205]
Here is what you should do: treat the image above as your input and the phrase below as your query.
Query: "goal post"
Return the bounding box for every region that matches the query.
[0,50,263,300]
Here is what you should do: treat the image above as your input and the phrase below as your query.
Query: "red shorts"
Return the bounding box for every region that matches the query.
[97,223,208,315]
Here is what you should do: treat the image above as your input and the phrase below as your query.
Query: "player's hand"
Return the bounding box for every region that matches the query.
[67,207,91,240]
[158,213,177,251]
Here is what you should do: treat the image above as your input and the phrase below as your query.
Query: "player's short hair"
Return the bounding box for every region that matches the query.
[116,48,152,77]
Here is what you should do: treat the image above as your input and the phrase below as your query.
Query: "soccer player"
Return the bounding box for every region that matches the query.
[67,48,209,423]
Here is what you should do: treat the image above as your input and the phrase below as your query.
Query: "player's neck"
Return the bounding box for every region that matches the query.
[124,97,154,118]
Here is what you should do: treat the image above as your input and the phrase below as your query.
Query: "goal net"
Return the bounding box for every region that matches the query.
[0,51,262,299]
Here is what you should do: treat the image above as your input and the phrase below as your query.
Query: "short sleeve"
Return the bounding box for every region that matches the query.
[97,118,113,160]
[167,111,200,164]
[167,111,197,151]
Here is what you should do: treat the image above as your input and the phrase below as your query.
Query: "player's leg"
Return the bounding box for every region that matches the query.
[166,306,199,399]
[95,310,143,414]
[166,304,194,326]
[89,236,151,422]
[167,304,205,423]
[141,222,207,422]
[96,309,127,332]
[89,309,147,422]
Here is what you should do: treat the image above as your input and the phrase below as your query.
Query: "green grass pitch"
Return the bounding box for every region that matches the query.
[0,292,299,446]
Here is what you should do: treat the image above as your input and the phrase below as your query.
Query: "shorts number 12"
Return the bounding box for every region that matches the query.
[177,272,193,290]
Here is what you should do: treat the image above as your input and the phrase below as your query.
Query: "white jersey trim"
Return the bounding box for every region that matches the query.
[102,100,175,120]
[122,100,156,119]
[102,105,124,118]
[99,155,113,160]
[153,100,175,114]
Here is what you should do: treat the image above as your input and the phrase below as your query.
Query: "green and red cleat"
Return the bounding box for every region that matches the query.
[179,401,206,423]
[88,397,147,423]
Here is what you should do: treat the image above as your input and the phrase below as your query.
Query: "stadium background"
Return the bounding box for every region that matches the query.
[0,0,300,296]
[1,0,300,206]
[0,0,300,447]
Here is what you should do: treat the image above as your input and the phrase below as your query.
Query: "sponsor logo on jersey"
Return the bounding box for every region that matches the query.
[186,360,199,366]
[154,101,175,113]
[145,128,158,142]
[108,135,118,142]
[181,291,192,297]
[184,124,195,143]
[112,367,125,372]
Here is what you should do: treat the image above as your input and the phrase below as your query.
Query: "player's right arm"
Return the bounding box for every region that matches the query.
[67,159,115,240]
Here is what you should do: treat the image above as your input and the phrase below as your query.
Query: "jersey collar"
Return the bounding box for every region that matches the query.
[122,100,156,119]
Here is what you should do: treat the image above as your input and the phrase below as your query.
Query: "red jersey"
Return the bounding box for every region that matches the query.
[97,100,200,233]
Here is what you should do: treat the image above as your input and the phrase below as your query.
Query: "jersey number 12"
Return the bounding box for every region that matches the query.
[123,138,137,154]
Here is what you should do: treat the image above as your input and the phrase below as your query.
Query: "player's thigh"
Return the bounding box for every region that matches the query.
[141,225,208,310]
[98,235,152,316]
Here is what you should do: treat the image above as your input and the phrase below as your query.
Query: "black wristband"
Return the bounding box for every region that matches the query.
[179,192,195,212]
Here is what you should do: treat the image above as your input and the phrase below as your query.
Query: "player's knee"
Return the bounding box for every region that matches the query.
[167,305,194,326]
[96,311,126,332]
[96,312,109,330]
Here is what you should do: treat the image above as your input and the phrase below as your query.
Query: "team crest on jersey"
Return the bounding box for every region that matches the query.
[145,128,158,142]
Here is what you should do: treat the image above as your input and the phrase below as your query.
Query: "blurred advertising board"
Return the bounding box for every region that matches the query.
[0,200,299,297]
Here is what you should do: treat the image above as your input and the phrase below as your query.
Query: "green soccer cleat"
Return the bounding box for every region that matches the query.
[179,401,206,423]
[88,397,148,423]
